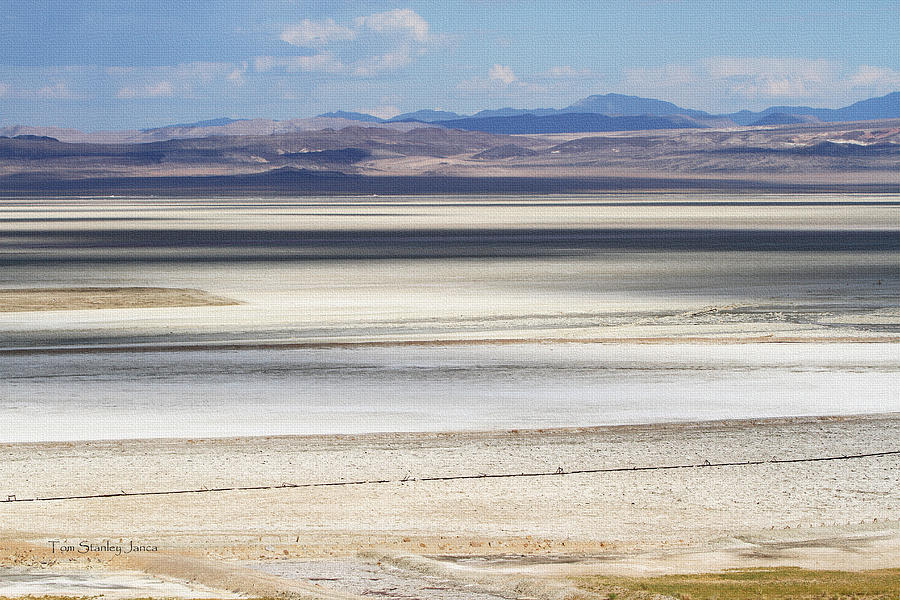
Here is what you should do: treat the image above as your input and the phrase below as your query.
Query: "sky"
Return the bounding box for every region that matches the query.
[1,0,899,130]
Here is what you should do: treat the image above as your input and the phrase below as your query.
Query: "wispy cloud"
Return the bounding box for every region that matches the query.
[36,81,84,100]
[0,61,264,107]
[278,8,441,78]
[702,57,833,97]
[116,81,174,99]
[226,62,248,86]
[541,65,594,79]
[353,8,431,43]
[489,64,517,85]
[364,104,401,119]
[848,65,900,88]
[280,18,355,47]
[622,57,900,110]
[254,53,346,74]
[353,48,412,77]
[457,64,547,101]
[0,78,87,101]
[108,62,237,100]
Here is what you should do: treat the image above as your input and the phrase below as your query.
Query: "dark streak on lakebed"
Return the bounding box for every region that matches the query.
[2,169,900,196]
[1,227,899,264]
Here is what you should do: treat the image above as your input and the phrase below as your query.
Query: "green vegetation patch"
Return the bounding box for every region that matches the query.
[572,567,900,600]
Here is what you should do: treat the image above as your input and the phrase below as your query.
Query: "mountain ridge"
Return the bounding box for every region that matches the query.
[4,115,900,192]
[426,112,717,134]
[5,92,900,140]
[328,91,900,123]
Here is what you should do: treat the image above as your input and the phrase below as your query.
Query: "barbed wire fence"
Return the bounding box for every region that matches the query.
[3,449,899,504]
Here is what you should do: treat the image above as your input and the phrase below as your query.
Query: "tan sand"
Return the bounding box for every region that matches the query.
[0,287,239,312]
[1,417,899,598]
[2,416,898,566]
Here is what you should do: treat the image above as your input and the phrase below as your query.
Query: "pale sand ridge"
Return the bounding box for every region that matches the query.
[0,287,239,312]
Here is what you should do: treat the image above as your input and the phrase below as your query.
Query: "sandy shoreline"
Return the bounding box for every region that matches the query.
[0,287,239,312]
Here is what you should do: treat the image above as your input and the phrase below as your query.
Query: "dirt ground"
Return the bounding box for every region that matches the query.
[0,287,238,312]
[1,415,899,598]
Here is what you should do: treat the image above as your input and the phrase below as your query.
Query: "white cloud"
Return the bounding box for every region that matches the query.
[278,9,438,77]
[353,49,412,77]
[116,86,138,99]
[148,81,174,96]
[0,62,248,105]
[703,57,832,81]
[227,63,248,86]
[116,81,174,99]
[0,73,87,100]
[280,18,355,47]
[621,57,900,110]
[354,8,430,42]
[457,65,546,98]
[701,57,833,98]
[849,65,900,88]
[36,81,82,100]
[542,65,594,79]
[253,56,277,72]
[365,105,401,119]
[280,9,433,48]
[488,64,517,85]
[254,53,346,74]
[298,53,347,73]
[107,62,236,100]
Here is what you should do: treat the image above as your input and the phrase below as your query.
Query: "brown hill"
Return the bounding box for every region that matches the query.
[2,118,900,193]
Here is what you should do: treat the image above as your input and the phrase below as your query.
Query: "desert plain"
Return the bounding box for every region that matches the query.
[1,193,898,599]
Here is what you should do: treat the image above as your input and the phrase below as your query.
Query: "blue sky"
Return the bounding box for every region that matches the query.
[2,1,899,130]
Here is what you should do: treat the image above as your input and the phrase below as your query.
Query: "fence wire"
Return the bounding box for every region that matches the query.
[3,449,898,504]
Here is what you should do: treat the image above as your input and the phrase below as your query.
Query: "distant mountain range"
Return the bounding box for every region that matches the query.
[428,112,718,134]
[4,111,900,193]
[0,116,423,144]
[314,91,900,133]
[4,92,900,141]
[141,117,247,132]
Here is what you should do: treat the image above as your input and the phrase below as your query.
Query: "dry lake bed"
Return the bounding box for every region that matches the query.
[0,193,898,598]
